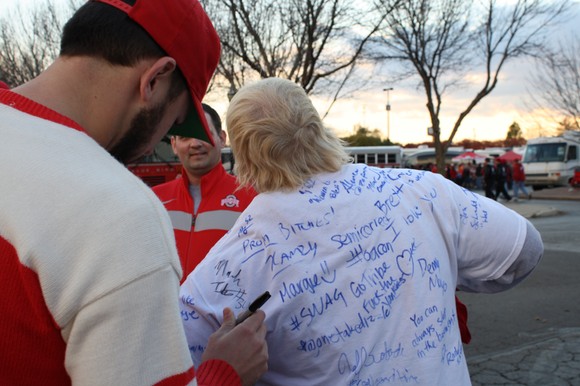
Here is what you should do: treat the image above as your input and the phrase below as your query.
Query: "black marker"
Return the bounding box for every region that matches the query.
[235,291,271,325]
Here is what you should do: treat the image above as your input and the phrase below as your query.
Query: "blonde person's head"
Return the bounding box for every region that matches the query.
[226,78,351,193]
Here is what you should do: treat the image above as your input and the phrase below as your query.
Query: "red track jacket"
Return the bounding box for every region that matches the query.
[153,164,257,281]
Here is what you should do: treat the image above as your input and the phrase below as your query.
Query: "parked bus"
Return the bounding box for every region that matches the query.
[523,130,580,190]
[129,142,404,186]
[218,146,404,174]
[347,146,404,168]
[402,147,465,169]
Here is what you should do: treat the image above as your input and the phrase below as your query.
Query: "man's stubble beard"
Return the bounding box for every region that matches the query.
[109,101,167,164]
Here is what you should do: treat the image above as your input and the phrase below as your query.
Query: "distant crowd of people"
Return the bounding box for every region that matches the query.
[416,156,532,201]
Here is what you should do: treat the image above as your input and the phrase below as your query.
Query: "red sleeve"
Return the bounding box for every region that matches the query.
[154,367,195,386]
[455,296,472,344]
[196,359,241,386]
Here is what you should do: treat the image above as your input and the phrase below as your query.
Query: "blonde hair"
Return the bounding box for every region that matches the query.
[226,78,351,192]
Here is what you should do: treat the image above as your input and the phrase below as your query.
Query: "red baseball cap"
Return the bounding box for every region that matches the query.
[0,81,9,89]
[92,0,220,144]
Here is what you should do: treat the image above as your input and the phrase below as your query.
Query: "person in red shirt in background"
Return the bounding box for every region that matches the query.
[153,103,257,281]
[512,158,532,201]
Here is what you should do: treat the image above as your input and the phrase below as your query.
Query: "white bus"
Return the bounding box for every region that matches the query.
[401,147,465,168]
[221,145,404,174]
[347,146,404,168]
[523,131,580,189]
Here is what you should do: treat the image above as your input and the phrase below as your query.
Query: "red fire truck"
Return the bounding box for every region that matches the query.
[126,139,182,187]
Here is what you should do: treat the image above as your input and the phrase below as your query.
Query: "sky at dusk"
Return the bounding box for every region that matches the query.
[2,0,578,145]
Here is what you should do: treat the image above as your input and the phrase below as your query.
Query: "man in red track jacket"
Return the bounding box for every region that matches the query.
[153,104,257,281]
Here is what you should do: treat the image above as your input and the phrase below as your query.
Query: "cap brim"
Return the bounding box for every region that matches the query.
[168,98,214,145]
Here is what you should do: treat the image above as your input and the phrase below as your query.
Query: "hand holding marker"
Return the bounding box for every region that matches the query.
[235,291,271,325]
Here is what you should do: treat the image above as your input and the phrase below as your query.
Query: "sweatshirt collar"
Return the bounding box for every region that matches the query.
[0,89,85,132]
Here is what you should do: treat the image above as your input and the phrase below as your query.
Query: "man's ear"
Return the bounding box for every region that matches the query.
[218,130,227,146]
[139,57,177,103]
[170,135,178,155]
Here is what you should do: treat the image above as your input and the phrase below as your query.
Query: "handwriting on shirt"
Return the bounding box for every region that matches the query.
[188,165,499,381]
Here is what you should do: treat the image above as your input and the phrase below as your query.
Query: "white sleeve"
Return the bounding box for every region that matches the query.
[63,265,194,386]
[457,220,543,293]
[435,172,543,293]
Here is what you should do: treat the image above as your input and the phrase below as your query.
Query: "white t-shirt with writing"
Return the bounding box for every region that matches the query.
[180,164,531,385]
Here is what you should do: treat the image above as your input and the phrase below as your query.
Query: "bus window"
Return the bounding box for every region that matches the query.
[221,147,234,174]
[567,145,577,161]
[347,146,403,168]
[524,143,566,163]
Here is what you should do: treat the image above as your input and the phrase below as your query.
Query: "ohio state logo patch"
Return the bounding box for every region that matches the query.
[221,194,240,208]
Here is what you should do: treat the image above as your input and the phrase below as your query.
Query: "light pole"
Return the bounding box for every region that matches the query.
[383,87,394,141]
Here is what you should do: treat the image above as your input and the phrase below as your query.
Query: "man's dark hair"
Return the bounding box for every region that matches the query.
[60,0,186,100]
[202,103,222,135]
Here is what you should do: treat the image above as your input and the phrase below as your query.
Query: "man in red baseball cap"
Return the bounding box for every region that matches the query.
[0,1,267,385]
[92,0,220,145]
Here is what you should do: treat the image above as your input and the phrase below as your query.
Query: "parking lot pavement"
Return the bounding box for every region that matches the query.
[467,187,580,386]
[468,328,580,386]
[502,201,562,219]
[473,186,579,219]
[527,186,580,202]
[467,186,580,385]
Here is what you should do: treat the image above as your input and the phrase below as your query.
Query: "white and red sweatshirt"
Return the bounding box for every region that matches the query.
[0,89,240,385]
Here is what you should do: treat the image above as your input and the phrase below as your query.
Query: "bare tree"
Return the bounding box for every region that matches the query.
[528,36,580,132]
[0,0,80,87]
[374,0,569,173]
[201,0,401,114]
[1,2,61,86]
